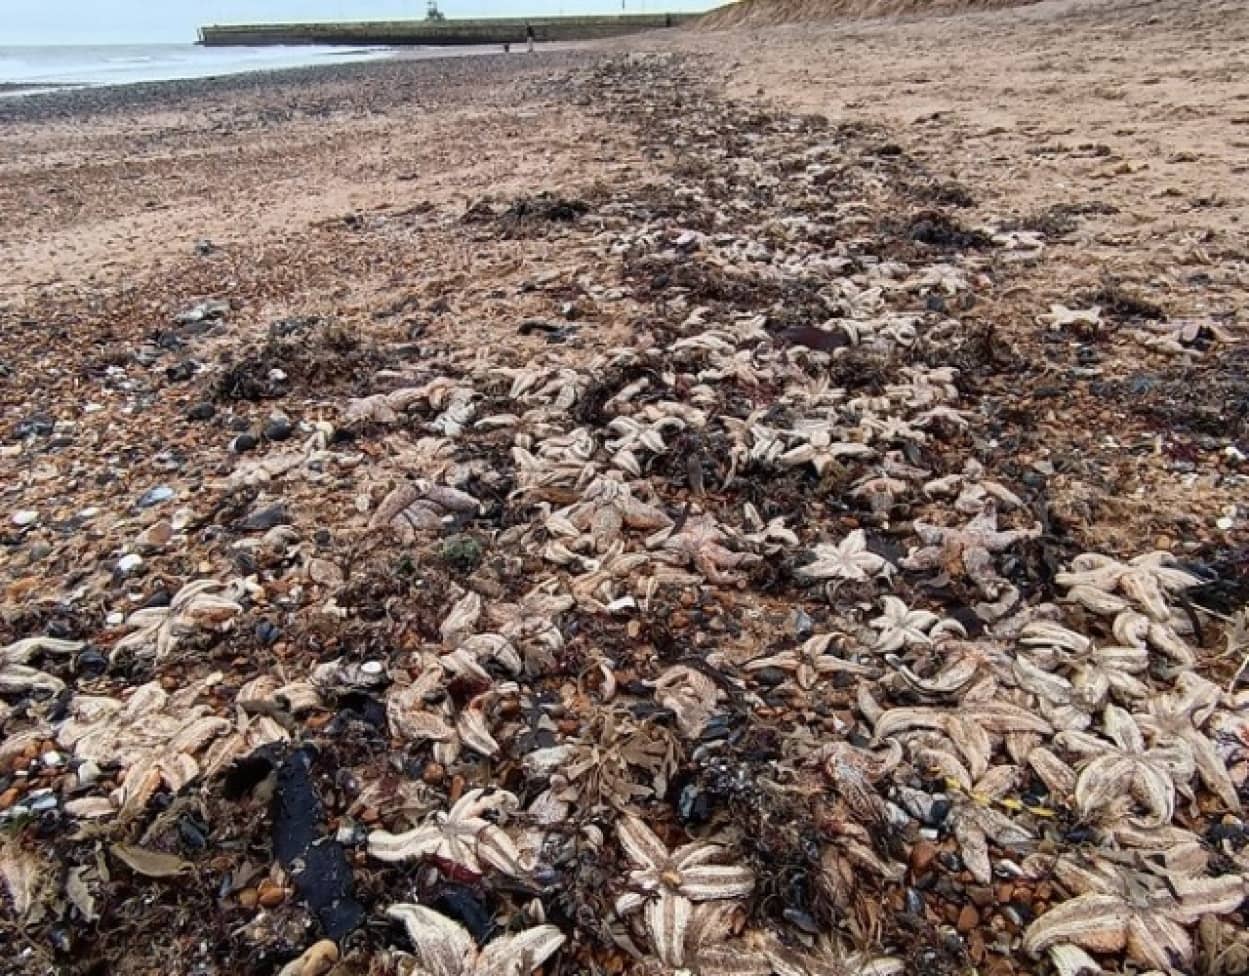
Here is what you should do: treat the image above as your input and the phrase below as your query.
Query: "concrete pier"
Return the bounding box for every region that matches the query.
[197,14,697,47]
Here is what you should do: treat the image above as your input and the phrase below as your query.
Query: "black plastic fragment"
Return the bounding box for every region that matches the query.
[271,746,365,940]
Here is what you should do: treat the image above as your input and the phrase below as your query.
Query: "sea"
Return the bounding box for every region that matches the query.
[0,43,395,96]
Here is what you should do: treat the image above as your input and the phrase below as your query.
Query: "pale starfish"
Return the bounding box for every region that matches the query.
[0,636,83,696]
[1019,621,1151,711]
[1055,551,1203,622]
[1022,859,1247,970]
[386,904,564,976]
[778,423,875,476]
[887,637,1015,697]
[943,766,1037,885]
[561,476,672,553]
[1134,672,1241,812]
[869,596,965,653]
[369,789,528,877]
[111,578,246,662]
[900,503,1040,596]
[795,529,895,584]
[1055,705,1195,828]
[614,816,755,918]
[648,513,760,585]
[874,699,1052,780]
[746,633,877,690]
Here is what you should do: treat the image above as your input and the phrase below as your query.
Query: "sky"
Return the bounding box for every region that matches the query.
[3,0,718,44]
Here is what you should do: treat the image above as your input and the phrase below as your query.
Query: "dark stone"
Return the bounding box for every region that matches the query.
[263,417,293,442]
[186,402,216,421]
[753,666,788,687]
[230,433,259,453]
[255,620,282,646]
[239,504,290,533]
[75,649,108,676]
[165,361,196,382]
[12,413,55,439]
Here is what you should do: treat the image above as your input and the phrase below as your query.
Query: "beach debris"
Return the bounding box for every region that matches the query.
[272,747,366,940]
[3,47,1247,976]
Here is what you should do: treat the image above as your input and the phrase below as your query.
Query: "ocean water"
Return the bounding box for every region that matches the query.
[0,43,393,94]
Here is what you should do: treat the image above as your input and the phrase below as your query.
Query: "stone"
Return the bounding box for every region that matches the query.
[136,485,174,509]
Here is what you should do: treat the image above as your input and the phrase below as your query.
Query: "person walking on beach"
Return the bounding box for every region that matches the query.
[525,22,535,53]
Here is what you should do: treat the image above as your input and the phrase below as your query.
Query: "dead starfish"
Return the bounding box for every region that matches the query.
[901,503,1040,596]
[648,513,760,584]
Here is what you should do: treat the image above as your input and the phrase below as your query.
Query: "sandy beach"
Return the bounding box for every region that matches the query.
[1,2,1248,973]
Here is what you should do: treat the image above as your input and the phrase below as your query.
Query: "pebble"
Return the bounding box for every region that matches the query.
[422,761,446,785]
[264,412,294,441]
[136,521,173,549]
[237,887,259,909]
[909,840,938,875]
[257,881,286,908]
[137,485,174,509]
[40,751,64,768]
[957,904,980,934]
[187,402,216,421]
[240,504,290,532]
[29,793,58,813]
[116,554,144,575]
[231,433,259,454]
[76,649,108,675]
[77,760,101,787]
[12,510,39,527]
[0,787,21,810]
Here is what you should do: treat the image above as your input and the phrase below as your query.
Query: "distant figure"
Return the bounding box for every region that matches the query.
[665,13,672,26]
[525,22,535,53]
[503,41,511,53]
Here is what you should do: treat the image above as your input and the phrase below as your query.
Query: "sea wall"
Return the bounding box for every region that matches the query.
[198,14,697,47]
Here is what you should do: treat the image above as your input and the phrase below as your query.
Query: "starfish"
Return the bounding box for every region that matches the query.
[942,766,1037,885]
[649,665,724,737]
[818,740,902,826]
[368,789,528,878]
[795,529,895,584]
[1019,620,1151,711]
[873,699,1052,781]
[606,415,685,477]
[900,503,1040,596]
[1055,705,1195,828]
[560,476,672,552]
[614,816,755,919]
[56,678,239,821]
[746,633,877,690]
[887,637,1015,697]
[1134,672,1240,812]
[370,481,482,543]
[869,596,965,653]
[386,904,564,976]
[1,636,84,696]
[1056,551,1203,622]
[778,423,875,476]
[648,513,760,585]
[111,579,246,662]
[1022,858,1247,971]
[1038,304,1102,332]
[441,633,523,683]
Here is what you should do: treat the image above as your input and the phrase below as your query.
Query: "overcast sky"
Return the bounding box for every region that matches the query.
[4,0,716,44]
